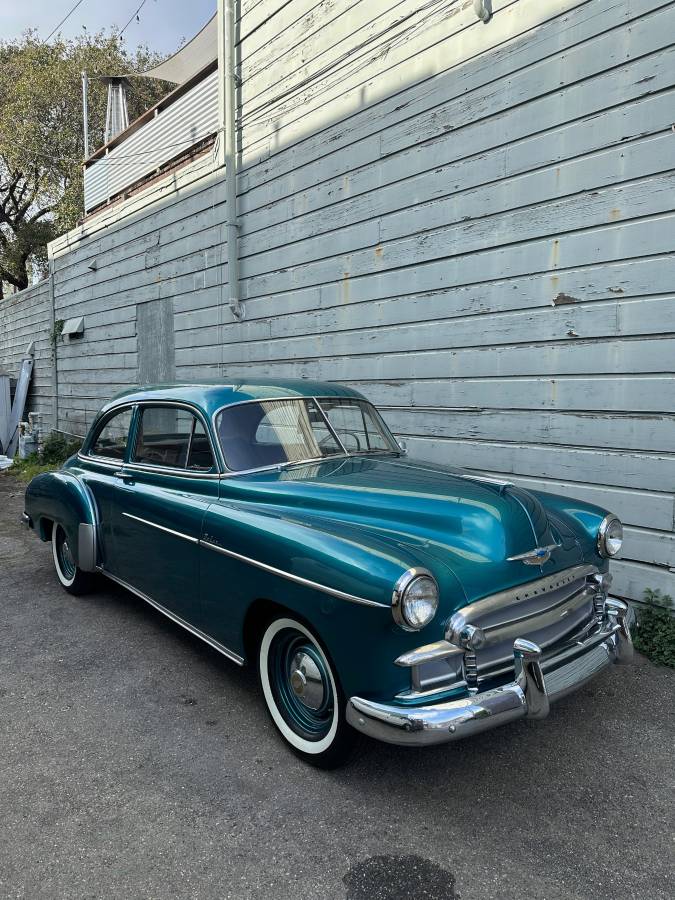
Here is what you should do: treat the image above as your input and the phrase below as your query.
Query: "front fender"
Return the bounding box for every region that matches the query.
[532,489,609,563]
[201,500,465,699]
[25,470,98,572]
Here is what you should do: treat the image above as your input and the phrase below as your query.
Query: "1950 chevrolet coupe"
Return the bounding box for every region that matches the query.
[24,380,633,767]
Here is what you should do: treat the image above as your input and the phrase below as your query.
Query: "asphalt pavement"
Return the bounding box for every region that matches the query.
[1,474,673,900]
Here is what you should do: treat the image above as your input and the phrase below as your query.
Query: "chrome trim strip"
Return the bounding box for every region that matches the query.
[395,640,462,668]
[483,584,595,634]
[449,564,598,626]
[100,569,245,665]
[122,512,199,544]
[387,460,513,491]
[200,539,389,609]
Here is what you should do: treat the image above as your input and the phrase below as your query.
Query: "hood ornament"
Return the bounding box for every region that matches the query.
[508,544,559,566]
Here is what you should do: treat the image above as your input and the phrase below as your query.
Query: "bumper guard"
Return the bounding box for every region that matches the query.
[347,598,634,747]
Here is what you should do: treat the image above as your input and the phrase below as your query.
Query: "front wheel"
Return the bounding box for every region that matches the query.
[258,616,359,768]
[51,523,94,595]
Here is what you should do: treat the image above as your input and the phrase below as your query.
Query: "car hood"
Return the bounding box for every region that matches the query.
[222,455,586,605]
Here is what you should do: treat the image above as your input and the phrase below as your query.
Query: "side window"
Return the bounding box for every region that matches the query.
[90,408,133,461]
[133,406,214,471]
[187,418,215,471]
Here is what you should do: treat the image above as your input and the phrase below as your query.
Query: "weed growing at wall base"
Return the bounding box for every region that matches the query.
[633,589,675,668]
[1,432,81,483]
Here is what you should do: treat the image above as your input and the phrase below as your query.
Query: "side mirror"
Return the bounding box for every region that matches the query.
[397,439,408,456]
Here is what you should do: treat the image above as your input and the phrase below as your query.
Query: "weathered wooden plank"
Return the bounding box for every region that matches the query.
[242,211,675,300]
[240,88,674,225]
[191,336,675,382]
[400,435,675,493]
[240,172,675,283]
[623,527,675,569]
[365,408,675,454]
[204,296,675,361]
[240,1,674,184]
[611,560,674,604]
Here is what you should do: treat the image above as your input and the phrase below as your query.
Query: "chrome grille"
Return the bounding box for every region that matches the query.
[449,565,601,688]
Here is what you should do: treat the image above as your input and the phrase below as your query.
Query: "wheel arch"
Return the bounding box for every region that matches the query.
[25,471,98,571]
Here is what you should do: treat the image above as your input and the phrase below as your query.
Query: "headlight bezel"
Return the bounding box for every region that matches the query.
[392,568,439,631]
[597,514,623,558]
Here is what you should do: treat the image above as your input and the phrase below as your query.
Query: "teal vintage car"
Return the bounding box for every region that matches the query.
[23,380,633,767]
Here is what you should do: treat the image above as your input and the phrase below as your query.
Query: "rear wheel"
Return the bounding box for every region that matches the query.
[51,523,93,595]
[258,616,359,768]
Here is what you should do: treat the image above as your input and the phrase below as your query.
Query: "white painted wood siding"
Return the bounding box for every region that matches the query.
[35,0,675,601]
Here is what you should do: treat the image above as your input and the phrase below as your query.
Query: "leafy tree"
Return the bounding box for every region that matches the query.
[0,31,169,297]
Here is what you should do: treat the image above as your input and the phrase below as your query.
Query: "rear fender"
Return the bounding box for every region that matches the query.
[25,471,98,571]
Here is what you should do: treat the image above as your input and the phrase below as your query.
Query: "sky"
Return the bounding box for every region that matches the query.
[1,0,216,57]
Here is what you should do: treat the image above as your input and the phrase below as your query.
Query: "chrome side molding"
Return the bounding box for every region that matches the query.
[101,569,245,665]
[122,512,199,544]
[200,539,389,609]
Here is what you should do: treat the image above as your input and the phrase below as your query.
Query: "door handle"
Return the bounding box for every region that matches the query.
[114,470,134,483]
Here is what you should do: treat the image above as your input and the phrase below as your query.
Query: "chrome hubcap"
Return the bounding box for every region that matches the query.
[289,651,325,710]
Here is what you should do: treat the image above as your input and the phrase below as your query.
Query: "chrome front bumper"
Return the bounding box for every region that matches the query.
[346,598,634,747]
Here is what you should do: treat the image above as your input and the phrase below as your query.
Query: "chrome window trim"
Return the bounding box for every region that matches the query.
[200,538,389,609]
[84,402,137,464]
[80,399,222,478]
[122,512,200,544]
[100,569,244,665]
[131,400,221,474]
[77,454,223,480]
[211,394,401,477]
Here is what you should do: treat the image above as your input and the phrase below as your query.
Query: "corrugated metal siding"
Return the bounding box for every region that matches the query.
[83,70,219,212]
[34,0,675,601]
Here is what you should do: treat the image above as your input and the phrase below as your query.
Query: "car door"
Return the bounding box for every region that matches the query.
[109,403,221,628]
[79,404,136,574]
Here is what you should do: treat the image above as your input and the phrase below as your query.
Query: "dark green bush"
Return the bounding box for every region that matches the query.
[40,432,81,464]
[634,589,675,668]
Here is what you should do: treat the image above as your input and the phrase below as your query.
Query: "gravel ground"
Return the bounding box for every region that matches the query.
[0,474,673,900]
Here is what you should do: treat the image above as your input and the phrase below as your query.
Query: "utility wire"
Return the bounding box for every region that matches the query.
[44,0,88,43]
[120,0,151,37]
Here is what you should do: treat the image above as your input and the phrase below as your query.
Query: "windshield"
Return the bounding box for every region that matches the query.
[216,397,399,472]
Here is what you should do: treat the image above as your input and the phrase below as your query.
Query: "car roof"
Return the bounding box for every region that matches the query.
[101,379,367,420]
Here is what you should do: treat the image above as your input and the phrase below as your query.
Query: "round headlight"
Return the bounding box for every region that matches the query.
[598,515,623,557]
[392,570,439,631]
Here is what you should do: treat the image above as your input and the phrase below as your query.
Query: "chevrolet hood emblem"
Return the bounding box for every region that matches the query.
[508,544,559,566]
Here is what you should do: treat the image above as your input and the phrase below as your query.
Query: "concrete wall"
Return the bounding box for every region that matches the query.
[6,0,675,601]
[0,279,54,433]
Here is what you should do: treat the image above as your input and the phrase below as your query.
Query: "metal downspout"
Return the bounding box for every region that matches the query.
[47,255,59,432]
[218,0,243,321]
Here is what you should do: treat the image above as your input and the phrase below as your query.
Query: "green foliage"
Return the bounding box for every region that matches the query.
[50,318,65,348]
[40,431,81,464]
[634,589,675,668]
[0,30,170,295]
[2,431,81,482]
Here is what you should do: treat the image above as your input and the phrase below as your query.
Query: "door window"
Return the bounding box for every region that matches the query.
[90,408,133,461]
[133,406,215,471]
